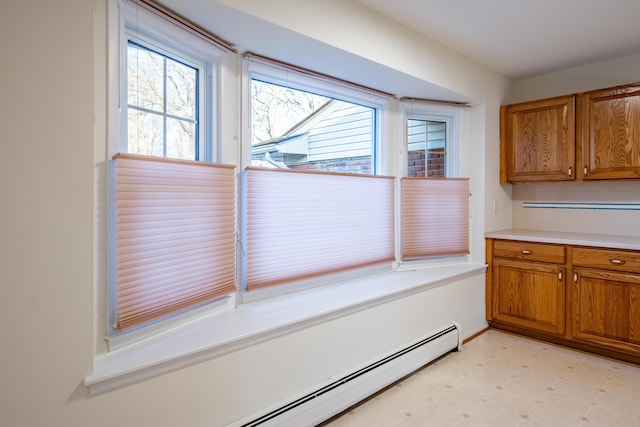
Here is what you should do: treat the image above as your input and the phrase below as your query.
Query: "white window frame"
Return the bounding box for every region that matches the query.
[401,101,461,178]
[111,0,224,162]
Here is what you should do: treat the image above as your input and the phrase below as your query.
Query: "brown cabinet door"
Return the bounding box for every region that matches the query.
[493,258,565,334]
[571,267,640,356]
[581,84,640,180]
[501,95,575,183]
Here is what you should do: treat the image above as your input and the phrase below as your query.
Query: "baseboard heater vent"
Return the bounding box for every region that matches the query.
[232,322,461,427]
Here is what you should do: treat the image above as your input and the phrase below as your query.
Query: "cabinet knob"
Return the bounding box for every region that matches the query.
[568,167,572,177]
[584,167,588,177]
[609,259,626,265]
[521,250,532,255]
[574,273,578,282]
[558,272,563,280]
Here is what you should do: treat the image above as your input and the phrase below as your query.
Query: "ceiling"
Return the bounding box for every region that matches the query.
[353,0,640,79]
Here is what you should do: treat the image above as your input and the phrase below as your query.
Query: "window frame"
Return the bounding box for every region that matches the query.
[402,101,461,179]
[114,0,223,163]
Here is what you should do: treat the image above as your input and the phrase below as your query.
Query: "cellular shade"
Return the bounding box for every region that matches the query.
[112,153,236,330]
[401,178,470,260]
[244,167,395,290]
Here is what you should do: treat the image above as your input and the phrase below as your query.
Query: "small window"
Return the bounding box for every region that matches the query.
[127,41,199,160]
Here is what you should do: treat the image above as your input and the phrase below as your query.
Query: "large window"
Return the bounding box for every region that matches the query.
[239,57,393,297]
[106,1,471,340]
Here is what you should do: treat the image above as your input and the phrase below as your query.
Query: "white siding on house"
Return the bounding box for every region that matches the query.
[306,102,374,162]
[408,120,446,151]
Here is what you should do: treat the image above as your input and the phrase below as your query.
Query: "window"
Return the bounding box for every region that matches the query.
[115,0,228,162]
[105,2,471,341]
[400,101,469,261]
[246,56,385,175]
[240,56,394,297]
[108,0,236,337]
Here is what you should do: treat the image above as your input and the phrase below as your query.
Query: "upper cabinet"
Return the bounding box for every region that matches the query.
[501,82,640,184]
[500,95,575,183]
[580,84,640,180]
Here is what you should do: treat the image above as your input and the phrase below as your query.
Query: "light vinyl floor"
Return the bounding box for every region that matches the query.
[321,329,640,427]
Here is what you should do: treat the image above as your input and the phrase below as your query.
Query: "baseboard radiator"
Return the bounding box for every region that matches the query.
[231,322,462,427]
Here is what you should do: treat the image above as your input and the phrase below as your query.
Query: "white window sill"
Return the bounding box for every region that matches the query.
[84,262,486,395]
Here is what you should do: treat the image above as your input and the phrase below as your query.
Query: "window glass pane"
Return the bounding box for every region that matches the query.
[251,79,375,174]
[128,110,163,156]
[127,41,199,161]
[407,119,446,177]
[166,59,197,120]
[167,117,196,159]
[128,44,164,112]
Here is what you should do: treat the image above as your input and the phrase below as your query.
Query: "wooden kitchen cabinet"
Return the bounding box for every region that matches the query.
[490,240,566,335]
[486,237,640,364]
[500,95,575,183]
[580,83,640,180]
[500,82,640,183]
[570,247,640,357]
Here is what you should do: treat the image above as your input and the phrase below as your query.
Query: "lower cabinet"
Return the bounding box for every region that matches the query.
[487,238,640,364]
[493,258,565,335]
[570,247,640,358]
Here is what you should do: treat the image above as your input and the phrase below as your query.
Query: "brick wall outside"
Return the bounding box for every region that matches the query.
[287,150,444,177]
[290,156,372,175]
[408,149,445,177]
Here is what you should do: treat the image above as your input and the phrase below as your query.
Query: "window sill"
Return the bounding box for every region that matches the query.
[84,262,486,395]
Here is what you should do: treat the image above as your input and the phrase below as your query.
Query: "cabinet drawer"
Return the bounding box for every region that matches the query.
[493,240,565,264]
[573,247,640,273]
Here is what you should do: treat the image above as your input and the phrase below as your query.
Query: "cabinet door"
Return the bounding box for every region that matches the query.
[571,267,640,356]
[501,95,575,183]
[493,258,565,334]
[581,84,640,180]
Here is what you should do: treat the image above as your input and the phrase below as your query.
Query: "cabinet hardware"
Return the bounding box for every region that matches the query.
[568,167,572,177]
[558,272,562,280]
[573,273,578,282]
[609,259,626,265]
[521,250,532,255]
[583,167,588,176]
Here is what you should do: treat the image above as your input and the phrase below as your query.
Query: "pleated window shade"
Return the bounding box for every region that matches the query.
[244,167,395,290]
[401,178,470,260]
[112,153,236,330]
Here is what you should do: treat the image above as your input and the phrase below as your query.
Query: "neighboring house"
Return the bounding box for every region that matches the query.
[251,99,375,174]
[252,100,446,177]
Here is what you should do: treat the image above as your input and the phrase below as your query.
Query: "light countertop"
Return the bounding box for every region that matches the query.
[485,229,640,251]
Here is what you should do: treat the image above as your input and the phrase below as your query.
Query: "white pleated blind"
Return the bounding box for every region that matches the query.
[113,153,236,330]
[244,167,395,290]
[401,178,470,260]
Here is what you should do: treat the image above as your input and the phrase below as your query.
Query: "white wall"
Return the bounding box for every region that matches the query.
[0,1,508,425]
[507,53,640,236]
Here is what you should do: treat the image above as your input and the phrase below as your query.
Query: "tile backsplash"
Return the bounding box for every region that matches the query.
[512,181,640,237]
